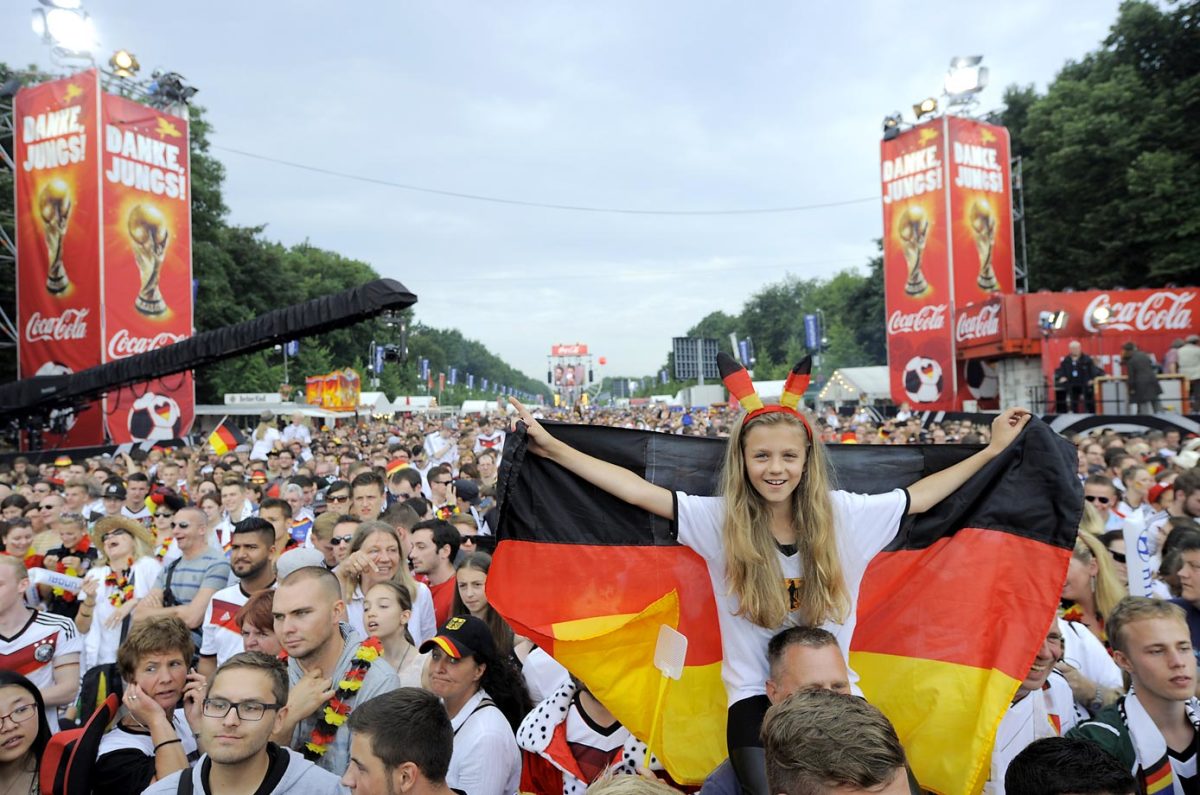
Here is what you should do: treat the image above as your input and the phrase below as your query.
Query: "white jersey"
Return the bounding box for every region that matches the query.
[675,489,907,704]
[0,609,82,732]
[199,583,255,666]
[82,557,163,671]
[986,672,1077,794]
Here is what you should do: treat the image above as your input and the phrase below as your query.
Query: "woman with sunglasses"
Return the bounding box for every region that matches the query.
[78,516,163,672]
[1060,531,1125,647]
[151,494,187,566]
[0,671,51,795]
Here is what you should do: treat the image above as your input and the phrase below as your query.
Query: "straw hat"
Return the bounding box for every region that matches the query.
[90,515,156,558]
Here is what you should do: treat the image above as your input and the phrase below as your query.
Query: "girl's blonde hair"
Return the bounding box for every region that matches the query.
[1073,531,1123,621]
[351,520,419,603]
[719,410,846,629]
[1078,501,1105,537]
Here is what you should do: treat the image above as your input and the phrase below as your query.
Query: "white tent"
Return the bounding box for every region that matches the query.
[818,366,891,405]
[358,391,392,414]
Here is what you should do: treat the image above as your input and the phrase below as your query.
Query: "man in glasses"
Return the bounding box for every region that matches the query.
[1084,475,1123,531]
[144,651,344,795]
[386,468,422,508]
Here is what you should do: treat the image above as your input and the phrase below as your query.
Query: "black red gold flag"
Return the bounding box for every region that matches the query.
[490,420,1080,793]
[207,419,244,455]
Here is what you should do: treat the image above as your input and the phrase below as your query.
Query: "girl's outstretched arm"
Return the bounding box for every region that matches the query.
[906,407,1032,515]
[508,397,675,519]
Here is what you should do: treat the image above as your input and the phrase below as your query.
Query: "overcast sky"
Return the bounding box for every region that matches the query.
[3,1,1123,382]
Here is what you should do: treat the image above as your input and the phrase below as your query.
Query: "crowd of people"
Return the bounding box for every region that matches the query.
[0,394,1198,795]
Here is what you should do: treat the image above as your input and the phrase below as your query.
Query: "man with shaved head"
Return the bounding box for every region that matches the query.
[270,566,399,774]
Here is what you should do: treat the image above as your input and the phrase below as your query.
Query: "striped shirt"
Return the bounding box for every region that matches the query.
[154,548,231,606]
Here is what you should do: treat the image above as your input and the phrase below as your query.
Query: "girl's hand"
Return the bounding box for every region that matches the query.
[105,599,137,629]
[986,408,1031,454]
[507,397,557,458]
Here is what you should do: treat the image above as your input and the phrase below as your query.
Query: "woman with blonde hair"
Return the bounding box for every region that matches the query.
[1060,530,1124,646]
[508,353,1030,795]
[77,516,163,672]
[336,519,437,646]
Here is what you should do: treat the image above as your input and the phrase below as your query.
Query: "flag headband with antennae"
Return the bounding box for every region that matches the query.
[717,352,812,435]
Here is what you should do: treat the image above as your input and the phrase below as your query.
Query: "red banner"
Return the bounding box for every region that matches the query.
[551,343,588,356]
[881,119,954,409]
[1025,288,1199,385]
[946,117,1015,304]
[99,94,194,444]
[14,70,105,446]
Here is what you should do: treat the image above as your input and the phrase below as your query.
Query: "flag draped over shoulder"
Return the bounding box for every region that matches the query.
[207,419,244,455]
[490,420,1080,792]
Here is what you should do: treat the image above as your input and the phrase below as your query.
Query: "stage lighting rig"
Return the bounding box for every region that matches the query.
[108,49,139,78]
[882,112,903,141]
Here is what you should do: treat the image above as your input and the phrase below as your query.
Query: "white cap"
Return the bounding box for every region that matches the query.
[276,548,326,582]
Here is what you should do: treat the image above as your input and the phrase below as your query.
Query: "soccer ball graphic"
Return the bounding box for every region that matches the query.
[129,391,182,442]
[903,357,944,404]
[964,360,999,401]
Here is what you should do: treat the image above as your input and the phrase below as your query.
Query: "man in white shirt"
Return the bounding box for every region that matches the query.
[122,473,152,524]
[197,517,278,679]
[423,423,459,469]
[281,413,313,448]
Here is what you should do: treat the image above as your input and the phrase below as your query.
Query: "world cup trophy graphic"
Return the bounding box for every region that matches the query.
[896,204,930,298]
[128,203,170,317]
[969,196,999,292]
[38,178,72,295]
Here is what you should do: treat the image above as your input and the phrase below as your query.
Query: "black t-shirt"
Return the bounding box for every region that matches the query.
[1167,731,1199,795]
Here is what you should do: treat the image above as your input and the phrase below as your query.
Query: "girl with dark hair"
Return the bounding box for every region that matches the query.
[420,615,532,795]
[0,671,52,795]
[451,552,515,658]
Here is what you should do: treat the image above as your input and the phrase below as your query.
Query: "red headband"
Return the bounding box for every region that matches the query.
[718,354,813,435]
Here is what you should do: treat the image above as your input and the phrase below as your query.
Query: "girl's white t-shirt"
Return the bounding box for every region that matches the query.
[675,488,908,705]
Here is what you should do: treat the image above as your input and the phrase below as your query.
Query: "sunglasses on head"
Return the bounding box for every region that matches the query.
[330,535,354,546]
[1109,549,1127,564]
[1084,495,1111,505]
[327,495,349,503]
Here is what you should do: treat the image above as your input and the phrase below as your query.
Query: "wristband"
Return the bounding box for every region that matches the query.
[155,738,182,752]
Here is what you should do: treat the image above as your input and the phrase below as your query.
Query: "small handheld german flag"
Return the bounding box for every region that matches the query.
[208,420,245,455]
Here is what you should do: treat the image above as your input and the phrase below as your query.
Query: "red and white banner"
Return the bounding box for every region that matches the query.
[99,94,194,444]
[551,343,589,356]
[1024,289,1199,385]
[881,119,955,409]
[14,70,105,446]
[947,117,1016,305]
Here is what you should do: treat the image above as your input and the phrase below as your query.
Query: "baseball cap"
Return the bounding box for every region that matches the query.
[1149,481,1174,504]
[276,548,327,581]
[103,482,126,500]
[419,615,496,660]
[453,479,480,505]
[260,410,274,422]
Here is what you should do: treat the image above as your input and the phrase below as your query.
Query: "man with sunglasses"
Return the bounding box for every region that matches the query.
[135,507,232,643]
[144,651,344,795]
[1084,475,1123,531]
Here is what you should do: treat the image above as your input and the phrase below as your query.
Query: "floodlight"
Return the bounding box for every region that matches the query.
[913,97,938,119]
[882,112,903,141]
[945,56,989,101]
[109,49,139,78]
[32,6,98,56]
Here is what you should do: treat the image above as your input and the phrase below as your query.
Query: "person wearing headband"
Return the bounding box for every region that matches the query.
[508,354,1030,795]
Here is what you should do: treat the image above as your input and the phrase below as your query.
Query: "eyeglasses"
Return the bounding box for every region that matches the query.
[1110,550,1127,564]
[0,703,37,726]
[330,535,354,546]
[201,698,282,721]
[326,495,349,504]
[101,529,130,543]
[171,520,192,529]
[157,512,174,520]
[1084,495,1112,505]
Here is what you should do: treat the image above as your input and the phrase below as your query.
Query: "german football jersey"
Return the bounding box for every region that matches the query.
[0,609,81,731]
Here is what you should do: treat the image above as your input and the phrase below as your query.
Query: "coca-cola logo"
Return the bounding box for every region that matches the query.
[107,328,185,359]
[24,309,89,343]
[956,303,1001,343]
[888,305,948,335]
[1083,291,1196,333]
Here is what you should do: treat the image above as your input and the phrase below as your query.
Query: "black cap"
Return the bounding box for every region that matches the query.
[103,482,126,500]
[453,479,480,505]
[419,615,496,660]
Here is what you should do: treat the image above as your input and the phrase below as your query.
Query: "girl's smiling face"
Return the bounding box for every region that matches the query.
[742,424,808,504]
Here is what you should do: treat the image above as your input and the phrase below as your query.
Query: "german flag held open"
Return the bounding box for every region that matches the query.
[490,420,1079,792]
